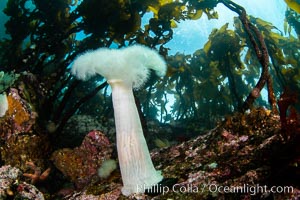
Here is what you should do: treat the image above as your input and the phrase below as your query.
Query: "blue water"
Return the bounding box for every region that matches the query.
[0,0,289,55]
[166,0,287,54]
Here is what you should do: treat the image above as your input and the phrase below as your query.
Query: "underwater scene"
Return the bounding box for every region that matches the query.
[0,0,299,199]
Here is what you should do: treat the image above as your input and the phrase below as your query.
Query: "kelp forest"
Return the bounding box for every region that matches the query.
[1,0,299,133]
[0,0,299,199]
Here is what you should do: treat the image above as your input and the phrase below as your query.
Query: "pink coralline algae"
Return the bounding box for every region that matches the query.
[0,165,22,198]
[16,182,45,200]
[51,130,113,189]
[64,187,122,200]
[0,165,44,200]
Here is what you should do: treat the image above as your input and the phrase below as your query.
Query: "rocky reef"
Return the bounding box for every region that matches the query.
[62,108,299,200]
[0,75,299,200]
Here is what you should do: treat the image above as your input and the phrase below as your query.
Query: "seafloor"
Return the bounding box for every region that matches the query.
[0,86,299,199]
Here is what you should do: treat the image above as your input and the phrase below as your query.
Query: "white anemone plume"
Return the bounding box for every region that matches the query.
[71,45,166,88]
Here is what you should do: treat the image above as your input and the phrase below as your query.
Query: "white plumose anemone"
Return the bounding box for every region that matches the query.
[0,93,8,117]
[71,45,166,196]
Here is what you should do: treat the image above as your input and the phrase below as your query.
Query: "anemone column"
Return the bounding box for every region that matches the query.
[109,80,163,195]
